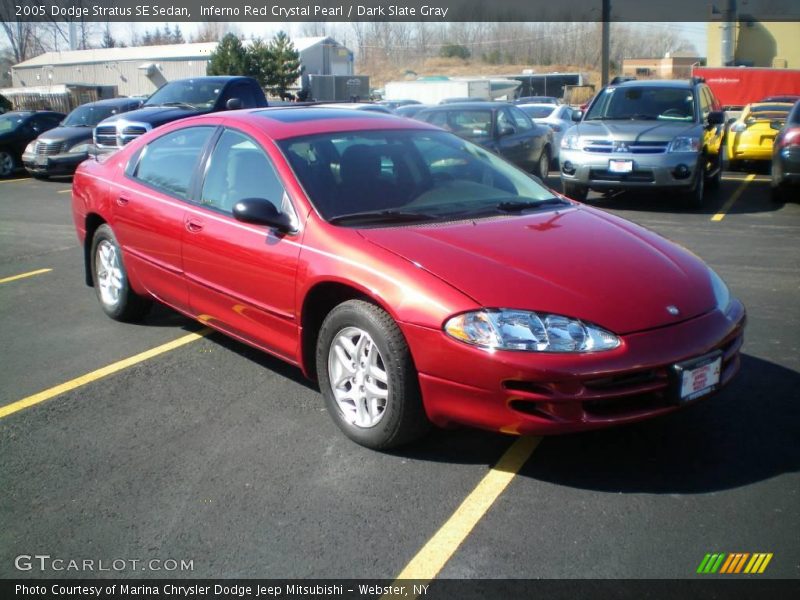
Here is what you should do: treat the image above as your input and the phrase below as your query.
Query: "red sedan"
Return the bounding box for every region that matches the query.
[71,108,745,449]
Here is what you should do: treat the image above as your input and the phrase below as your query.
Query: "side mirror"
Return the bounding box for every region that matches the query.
[707,111,724,126]
[498,124,516,137]
[571,110,583,122]
[226,98,243,110]
[232,197,294,233]
[770,120,784,131]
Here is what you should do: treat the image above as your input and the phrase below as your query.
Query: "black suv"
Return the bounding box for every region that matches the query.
[559,79,726,207]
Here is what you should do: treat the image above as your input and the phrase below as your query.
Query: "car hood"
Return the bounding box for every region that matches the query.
[573,120,701,142]
[358,207,716,334]
[98,105,205,127]
[34,126,92,145]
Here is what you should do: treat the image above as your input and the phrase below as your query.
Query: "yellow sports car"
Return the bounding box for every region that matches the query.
[727,102,794,169]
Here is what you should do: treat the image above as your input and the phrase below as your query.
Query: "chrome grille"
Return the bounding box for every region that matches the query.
[94,125,118,148]
[35,141,65,155]
[584,140,669,154]
[120,125,148,145]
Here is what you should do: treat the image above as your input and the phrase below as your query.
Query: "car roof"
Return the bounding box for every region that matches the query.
[220,107,440,139]
[419,102,504,110]
[518,103,559,110]
[611,79,695,90]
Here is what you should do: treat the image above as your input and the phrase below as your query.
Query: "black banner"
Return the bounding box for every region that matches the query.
[1,0,799,22]
[3,579,800,600]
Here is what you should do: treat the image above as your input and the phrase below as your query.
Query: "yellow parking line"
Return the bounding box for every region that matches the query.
[0,268,52,284]
[711,174,755,222]
[57,189,71,194]
[382,436,541,598]
[0,328,211,420]
[0,177,31,184]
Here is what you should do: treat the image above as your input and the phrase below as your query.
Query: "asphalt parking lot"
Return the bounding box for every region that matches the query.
[0,170,798,585]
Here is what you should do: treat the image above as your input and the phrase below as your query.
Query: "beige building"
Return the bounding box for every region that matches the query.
[707,21,800,68]
[621,55,704,79]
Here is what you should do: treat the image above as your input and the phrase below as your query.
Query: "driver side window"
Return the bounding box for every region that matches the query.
[200,129,286,214]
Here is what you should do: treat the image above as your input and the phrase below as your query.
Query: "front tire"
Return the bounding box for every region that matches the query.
[684,163,706,209]
[90,224,151,322]
[0,150,16,178]
[316,300,430,449]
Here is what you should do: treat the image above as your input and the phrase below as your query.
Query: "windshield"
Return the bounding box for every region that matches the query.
[63,104,125,127]
[0,113,29,133]
[145,80,223,109]
[279,129,562,225]
[586,86,696,122]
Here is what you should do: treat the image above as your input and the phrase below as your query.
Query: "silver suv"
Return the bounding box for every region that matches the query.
[559,79,725,207]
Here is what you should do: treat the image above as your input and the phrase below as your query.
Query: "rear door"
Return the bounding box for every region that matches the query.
[115,125,217,311]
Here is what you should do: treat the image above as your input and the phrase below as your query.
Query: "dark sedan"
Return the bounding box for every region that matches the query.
[415,102,554,177]
[0,111,64,178]
[771,100,800,202]
[23,97,143,178]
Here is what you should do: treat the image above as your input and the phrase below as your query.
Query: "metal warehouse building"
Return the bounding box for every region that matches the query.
[11,37,354,97]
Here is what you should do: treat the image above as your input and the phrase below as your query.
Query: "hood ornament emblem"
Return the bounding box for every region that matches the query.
[667,305,680,316]
[613,142,629,153]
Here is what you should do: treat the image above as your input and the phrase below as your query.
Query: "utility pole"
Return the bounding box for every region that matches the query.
[601,0,610,87]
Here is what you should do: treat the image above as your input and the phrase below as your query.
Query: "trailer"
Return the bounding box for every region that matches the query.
[692,67,800,109]
[507,73,585,100]
[384,78,491,104]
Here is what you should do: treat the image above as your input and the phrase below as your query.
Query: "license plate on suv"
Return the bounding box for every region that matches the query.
[608,159,633,173]
[672,351,723,403]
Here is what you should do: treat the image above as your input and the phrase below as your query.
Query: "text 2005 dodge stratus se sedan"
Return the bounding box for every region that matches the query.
[71,108,745,449]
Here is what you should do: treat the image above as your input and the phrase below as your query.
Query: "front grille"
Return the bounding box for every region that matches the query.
[94,125,118,148]
[34,141,65,155]
[584,140,668,154]
[120,125,148,144]
[589,169,655,183]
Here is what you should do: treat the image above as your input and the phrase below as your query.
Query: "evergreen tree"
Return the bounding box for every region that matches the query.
[207,33,249,77]
[265,31,303,98]
[247,38,275,89]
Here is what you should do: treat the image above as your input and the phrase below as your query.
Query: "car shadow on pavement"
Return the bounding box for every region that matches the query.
[519,354,800,494]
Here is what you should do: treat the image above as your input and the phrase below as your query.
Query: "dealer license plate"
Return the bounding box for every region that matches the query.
[674,352,722,403]
[608,159,633,173]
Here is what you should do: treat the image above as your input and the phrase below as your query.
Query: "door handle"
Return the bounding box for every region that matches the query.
[185,219,204,233]
[116,196,130,206]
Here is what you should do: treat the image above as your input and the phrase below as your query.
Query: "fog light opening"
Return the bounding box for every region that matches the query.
[673,164,691,179]
[561,161,576,175]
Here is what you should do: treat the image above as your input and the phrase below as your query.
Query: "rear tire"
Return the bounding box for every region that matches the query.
[0,150,15,178]
[90,224,151,322]
[562,181,588,201]
[316,300,430,450]
[536,147,551,178]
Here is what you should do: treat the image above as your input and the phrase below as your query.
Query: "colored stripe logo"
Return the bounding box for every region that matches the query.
[697,553,773,574]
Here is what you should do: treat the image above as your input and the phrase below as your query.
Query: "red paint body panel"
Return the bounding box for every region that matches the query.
[72,109,745,437]
[693,67,800,108]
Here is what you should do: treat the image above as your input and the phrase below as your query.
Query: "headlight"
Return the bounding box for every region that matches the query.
[561,134,582,150]
[444,309,620,352]
[709,269,731,311]
[668,137,700,152]
[25,141,36,154]
[68,143,91,154]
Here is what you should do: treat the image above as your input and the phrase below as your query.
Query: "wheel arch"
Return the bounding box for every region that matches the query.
[299,280,397,381]
[83,212,107,286]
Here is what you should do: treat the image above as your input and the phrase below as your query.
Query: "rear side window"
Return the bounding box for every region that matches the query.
[133,127,214,199]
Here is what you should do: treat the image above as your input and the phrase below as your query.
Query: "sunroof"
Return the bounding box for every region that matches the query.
[254,108,389,123]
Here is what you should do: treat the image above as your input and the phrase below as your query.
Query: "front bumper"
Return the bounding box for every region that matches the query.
[22,151,88,176]
[560,148,699,190]
[403,301,745,435]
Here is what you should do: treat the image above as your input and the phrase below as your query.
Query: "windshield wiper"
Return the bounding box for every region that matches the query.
[626,114,658,120]
[156,102,196,109]
[328,209,442,226]
[496,198,569,212]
